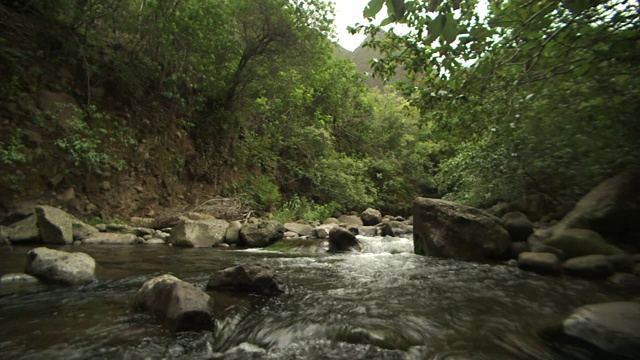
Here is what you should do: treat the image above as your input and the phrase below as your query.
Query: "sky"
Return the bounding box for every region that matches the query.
[331,0,382,51]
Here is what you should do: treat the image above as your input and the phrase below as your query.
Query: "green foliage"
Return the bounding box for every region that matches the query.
[238,175,282,213]
[0,129,27,166]
[272,195,338,223]
[54,104,136,174]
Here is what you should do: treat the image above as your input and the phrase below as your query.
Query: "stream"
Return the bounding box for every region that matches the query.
[0,235,638,359]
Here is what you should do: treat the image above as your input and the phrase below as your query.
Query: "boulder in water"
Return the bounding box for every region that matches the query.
[224,221,241,245]
[284,222,314,237]
[360,208,382,226]
[412,197,511,261]
[562,302,640,359]
[240,220,284,247]
[169,217,228,247]
[206,263,285,296]
[544,228,624,259]
[337,214,363,227]
[35,205,73,244]
[134,274,214,332]
[563,255,614,279]
[518,252,562,275]
[7,215,40,244]
[25,247,97,285]
[314,224,338,239]
[328,227,361,253]
[83,232,137,245]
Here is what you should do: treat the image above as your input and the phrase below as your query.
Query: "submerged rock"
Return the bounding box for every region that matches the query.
[562,302,640,359]
[134,274,214,332]
[25,247,97,285]
[328,227,361,253]
[206,263,285,296]
[412,197,511,261]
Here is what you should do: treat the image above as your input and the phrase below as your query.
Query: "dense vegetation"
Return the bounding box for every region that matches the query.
[0,0,637,222]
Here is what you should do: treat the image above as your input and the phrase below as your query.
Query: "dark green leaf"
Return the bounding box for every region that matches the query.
[561,0,593,13]
[442,13,458,43]
[428,13,445,39]
[364,0,385,18]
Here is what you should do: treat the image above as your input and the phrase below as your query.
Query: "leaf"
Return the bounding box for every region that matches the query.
[561,0,593,13]
[442,13,458,43]
[364,0,385,18]
[428,13,445,39]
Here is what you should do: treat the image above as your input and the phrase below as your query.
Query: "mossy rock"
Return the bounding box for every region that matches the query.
[265,238,327,254]
[544,229,625,259]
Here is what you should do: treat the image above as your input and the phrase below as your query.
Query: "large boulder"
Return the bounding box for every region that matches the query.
[337,215,363,227]
[412,197,511,261]
[284,222,314,237]
[360,208,382,226]
[25,247,97,285]
[502,212,534,242]
[555,168,640,243]
[313,224,338,239]
[518,252,562,275]
[240,221,284,248]
[328,227,361,253]
[206,263,285,296]
[543,228,625,259]
[35,205,73,244]
[169,217,228,247]
[563,255,615,279]
[562,302,640,359]
[7,215,40,244]
[134,274,214,332]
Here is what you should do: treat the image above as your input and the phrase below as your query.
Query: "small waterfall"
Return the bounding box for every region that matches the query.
[358,235,414,255]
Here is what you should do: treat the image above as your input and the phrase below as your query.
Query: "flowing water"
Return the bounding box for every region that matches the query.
[0,236,637,360]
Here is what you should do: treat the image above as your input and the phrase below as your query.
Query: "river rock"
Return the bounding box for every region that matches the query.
[0,273,39,284]
[284,222,314,237]
[206,263,285,296]
[337,214,363,227]
[169,217,228,247]
[356,225,379,237]
[381,220,411,237]
[314,224,338,239]
[531,244,565,260]
[412,197,511,261]
[554,168,640,243]
[83,232,137,245]
[35,205,73,244]
[607,254,635,273]
[544,228,624,259]
[518,252,562,275]
[563,254,614,279]
[7,215,40,243]
[240,221,284,248]
[328,227,361,253]
[134,274,214,332]
[25,247,97,285]
[562,302,640,359]
[502,212,534,242]
[224,221,241,245]
[323,217,340,225]
[361,208,382,226]
[509,241,530,258]
[72,220,99,240]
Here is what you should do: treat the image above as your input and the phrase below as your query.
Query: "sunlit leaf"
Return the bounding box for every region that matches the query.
[364,0,385,18]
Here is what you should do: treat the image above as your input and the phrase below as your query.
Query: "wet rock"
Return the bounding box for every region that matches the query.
[562,302,640,359]
[35,205,73,244]
[144,238,166,245]
[412,197,511,261]
[607,254,635,273]
[357,226,379,237]
[170,217,228,247]
[323,217,340,225]
[25,247,97,285]
[606,273,640,288]
[337,215,363,227]
[240,221,284,248]
[314,224,338,239]
[284,231,297,238]
[554,168,640,243]
[284,222,314,237]
[518,252,562,275]
[328,227,361,253]
[224,221,241,245]
[544,228,624,260]
[206,263,285,296]
[502,211,534,242]
[83,232,137,245]
[360,208,382,226]
[0,273,39,284]
[71,220,99,241]
[7,215,40,244]
[509,241,530,258]
[381,221,411,237]
[531,244,565,260]
[563,255,614,279]
[134,274,214,332]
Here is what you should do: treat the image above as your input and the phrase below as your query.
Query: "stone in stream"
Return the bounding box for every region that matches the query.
[82,232,137,245]
[35,205,73,244]
[25,247,97,285]
[239,220,284,248]
[206,263,285,296]
[6,215,40,244]
[518,252,562,275]
[543,228,625,259]
[360,208,383,226]
[169,217,228,247]
[328,227,361,253]
[134,274,214,332]
[412,197,511,261]
[561,302,640,359]
[224,220,242,245]
[284,222,314,237]
[502,211,534,242]
[562,254,614,280]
